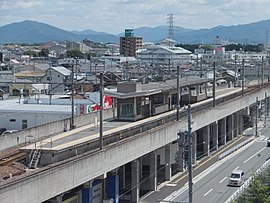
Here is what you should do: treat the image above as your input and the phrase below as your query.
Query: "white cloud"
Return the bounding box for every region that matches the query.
[0,0,270,34]
[0,0,43,9]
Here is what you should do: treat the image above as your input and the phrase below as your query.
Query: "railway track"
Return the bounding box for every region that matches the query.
[0,151,27,166]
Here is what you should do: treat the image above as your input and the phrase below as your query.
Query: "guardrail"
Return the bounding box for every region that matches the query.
[218,137,254,160]
[225,158,270,203]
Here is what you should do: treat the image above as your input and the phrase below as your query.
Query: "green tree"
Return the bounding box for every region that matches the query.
[200,44,212,51]
[66,49,84,58]
[235,168,270,203]
[243,44,264,52]
[39,48,49,57]
[224,44,242,51]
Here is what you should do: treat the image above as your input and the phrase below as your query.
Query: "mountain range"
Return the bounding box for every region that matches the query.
[0,19,270,44]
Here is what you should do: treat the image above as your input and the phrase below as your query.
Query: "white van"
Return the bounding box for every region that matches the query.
[228,170,245,186]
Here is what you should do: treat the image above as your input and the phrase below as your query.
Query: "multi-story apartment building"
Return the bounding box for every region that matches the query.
[120,29,142,57]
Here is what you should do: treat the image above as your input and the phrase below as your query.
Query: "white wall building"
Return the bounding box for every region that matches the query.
[136,44,192,67]
[40,66,71,94]
[0,98,71,130]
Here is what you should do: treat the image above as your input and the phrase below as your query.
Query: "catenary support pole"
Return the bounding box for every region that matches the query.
[100,73,104,150]
[177,65,180,121]
[187,105,193,203]
[242,59,245,96]
[255,97,258,137]
[213,62,216,107]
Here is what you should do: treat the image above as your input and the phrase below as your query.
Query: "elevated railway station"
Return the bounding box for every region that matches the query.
[0,79,269,203]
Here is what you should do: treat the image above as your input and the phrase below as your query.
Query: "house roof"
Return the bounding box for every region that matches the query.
[51,66,71,76]
[136,45,191,55]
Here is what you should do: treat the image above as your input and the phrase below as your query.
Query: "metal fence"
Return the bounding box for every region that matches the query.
[218,137,254,160]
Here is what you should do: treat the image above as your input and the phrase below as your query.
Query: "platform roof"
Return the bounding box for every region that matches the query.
[105,77,210,99]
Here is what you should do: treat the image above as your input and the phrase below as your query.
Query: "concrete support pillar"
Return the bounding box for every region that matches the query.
[168,94,172,110]
[250,106,256,127]
[227,115,233,141]
[233,112,239,137]
[212,122,218,151]
[239,110,244,134]
[49,195,62,203]
[202,126,210,157]
[165,144,172,181]
[149,97,152,117]
[131,159,140,203]
[204,83,208,97]
[192,132,197,164]
[82,181,93,203]
[149,152,157,191]
[218,118,226,146]
[178,144,184,172]
[120,165,126,189]
[107,170,119,203]
[133,97,137,120]
[56,196,62,203]
[196,85,200,96]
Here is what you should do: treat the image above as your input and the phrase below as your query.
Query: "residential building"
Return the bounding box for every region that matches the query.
[136,44,192,67]
[120,29,143,57]
[40,66,71,94]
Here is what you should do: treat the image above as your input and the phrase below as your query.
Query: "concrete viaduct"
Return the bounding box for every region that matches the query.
[0,86,268,203]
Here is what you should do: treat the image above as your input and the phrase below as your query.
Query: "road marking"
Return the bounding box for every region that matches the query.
[166,183,177,187]
[173,136,246,184]
[243,147,266,163]
[204,188,213,197]
[234,166,239,170]
[219,177,227,183]
[163,136,249,202]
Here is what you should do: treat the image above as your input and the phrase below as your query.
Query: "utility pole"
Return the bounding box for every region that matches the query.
[196,54,198,71]
[99,72,104,150]
[267,93,269,118]
[255,97,258,137]
[268,49,270,82]
[187,104,193,203]
[200,58,203,78]
[177,65,180,121]
[242,59,245,96]
[257,60,260,85]
[71,62,75,130]
[234,55,237,87]
[264,93,267,127]
[213,62,216,107]
[49,59,52,105]
[75,57,78,81]
[261,57,264,87]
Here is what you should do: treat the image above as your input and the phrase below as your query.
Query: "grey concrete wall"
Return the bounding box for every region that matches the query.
[0,109,114,151]
[0,88,269,203]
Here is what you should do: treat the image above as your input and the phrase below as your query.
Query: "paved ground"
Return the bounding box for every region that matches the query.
[141,135,250,203]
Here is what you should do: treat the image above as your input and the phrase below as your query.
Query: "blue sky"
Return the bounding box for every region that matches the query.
[1,0,270,34]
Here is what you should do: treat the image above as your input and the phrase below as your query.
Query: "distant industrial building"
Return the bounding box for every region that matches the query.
[136,42,192,67]
[120,29,143,57]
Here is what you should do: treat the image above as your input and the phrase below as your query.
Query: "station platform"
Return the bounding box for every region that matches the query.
[22,87,242,153]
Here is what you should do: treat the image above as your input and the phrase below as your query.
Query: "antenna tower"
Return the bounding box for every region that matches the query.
[167,14,174,42]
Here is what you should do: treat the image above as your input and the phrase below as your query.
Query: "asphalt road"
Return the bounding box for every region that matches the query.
[165,128,270,203]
